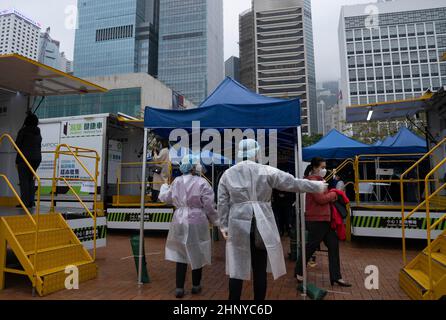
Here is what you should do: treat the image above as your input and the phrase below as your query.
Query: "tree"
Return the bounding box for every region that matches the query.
[302,134,323,147]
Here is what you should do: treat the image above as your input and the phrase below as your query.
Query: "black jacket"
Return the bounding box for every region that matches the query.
[15,126,42,164]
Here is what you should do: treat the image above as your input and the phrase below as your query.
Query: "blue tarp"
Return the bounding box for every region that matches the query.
[144,78,301,130]
[198,77,284,108]
[378,127,427,154]
[303,129,374,161]
[303,128,427,161]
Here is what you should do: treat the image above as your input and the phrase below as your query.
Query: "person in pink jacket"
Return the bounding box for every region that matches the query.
[159,154,219,298]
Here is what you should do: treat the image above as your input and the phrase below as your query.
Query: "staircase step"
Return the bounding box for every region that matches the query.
[39,261,97,296]
[404,268,431,291]
[16,228,75,252]
[399,268,427,300]
[25,243,79,256]
[2,214,64,233]
[37,260,94,277]
[432,252,446,267]
[28,243,91,272]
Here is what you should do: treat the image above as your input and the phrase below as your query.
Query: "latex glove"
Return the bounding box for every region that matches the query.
[313,181,329,193]
[160,183,170,194]
[220,228,229,241]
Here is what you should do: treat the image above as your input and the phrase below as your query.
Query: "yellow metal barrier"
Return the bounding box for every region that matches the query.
[0,133,41,289]
[401,137,446,266]
[354,153,428,208]
[326,158,354,181]
[115,160,172,207]
[49,144,100,260]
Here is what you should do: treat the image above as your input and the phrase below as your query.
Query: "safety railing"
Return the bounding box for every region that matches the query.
[353,153,430,208]
[400,137,446,267]
[49,144,100,260]
[0,133,41,288]
[325,158,354,182]
[115,160,172,207]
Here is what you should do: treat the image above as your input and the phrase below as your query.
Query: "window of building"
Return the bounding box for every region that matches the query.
[382,40,390,52]
[348,56,355,68]
[421,64,429,77]
[354,29,362,41]
[376,81,384,93]
[418,37,426,49]
[372,28,380,39]
[355,42,363,54]
[385,81,393,93]
[408,38,417,50]
[381,26,389,39]
[412,65,420,77]
[403,65,411,78]
[346,30,353,41]
[385,66,393,79]
[374,54,382,66]
[367,82,376,94]
[404,80,412,92]
[394,80,403,93]
[429,50,437,62]
[432,77,441,89]
[365,55,373,67]
[398,25,407,37]
[364,41,372,53]
[383,53,391,66]
[389,26,398,38]
[422,78,431,90]
[400,38,408,51]
[430,63,439,76]
[401,52,409,64]
[347,43,354,54]
[357,55,364,67]
[426,23,434,35]
[375,67,383,80]
[392,53,400,65]
[373,40,381,52]
[358,82,366,94]
[367,67,374,80]
[416,23,425,35]
[363,28,371,40]
[427,36,435,49]
[358,69,365,81]
[393,66,401,79]
[410,51,418,63]
[349,69,356,81]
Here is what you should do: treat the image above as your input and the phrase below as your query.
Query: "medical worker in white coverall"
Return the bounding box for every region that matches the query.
[217,139,328,300]
[159,155,218,299]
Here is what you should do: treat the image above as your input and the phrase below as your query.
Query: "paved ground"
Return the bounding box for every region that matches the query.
[0,231,423,300]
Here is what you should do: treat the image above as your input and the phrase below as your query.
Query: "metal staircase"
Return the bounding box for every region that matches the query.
[399,137,446,300]
[0,134,99,296]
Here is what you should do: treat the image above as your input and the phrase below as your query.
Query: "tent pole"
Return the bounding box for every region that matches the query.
[138,128,148,285]
[295,126,307,298]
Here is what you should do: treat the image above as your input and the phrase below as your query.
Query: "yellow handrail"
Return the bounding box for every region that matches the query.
[401,137,446,265]
[0,133,41,290]
[50,144,99,260]
[0,175,35,223]
[116,160,172,206]
[325,158,353,181]
[59,177,97,260]
[424,156,446,299]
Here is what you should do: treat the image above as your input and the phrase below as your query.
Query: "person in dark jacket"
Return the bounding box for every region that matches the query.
[295,157,351,288]
[15,113,42,208]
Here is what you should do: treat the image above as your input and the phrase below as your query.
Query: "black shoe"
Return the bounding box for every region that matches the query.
[175,288,185,298]
[331,279,352,287]
[191,285,202,294]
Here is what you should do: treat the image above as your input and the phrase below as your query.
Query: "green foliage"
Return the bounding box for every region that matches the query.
[302,134,323,147]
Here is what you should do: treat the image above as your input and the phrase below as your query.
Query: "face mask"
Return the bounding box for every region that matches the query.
[317,168,327,178]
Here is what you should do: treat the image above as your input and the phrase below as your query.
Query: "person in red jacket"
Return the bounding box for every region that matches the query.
[295,157,351,288]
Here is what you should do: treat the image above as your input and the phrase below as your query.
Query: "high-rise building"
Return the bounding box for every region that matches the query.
[38,27,73,73]
[240,0,317,135]
[339,0,446,137]
[225,56,240,82]
[73,0,159,78]
[158,0,224,105]
[0,9,41,60]
[239,9,256,91]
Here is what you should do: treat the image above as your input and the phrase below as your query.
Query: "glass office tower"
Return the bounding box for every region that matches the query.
[74,0,159,78]
[158,0,224,105]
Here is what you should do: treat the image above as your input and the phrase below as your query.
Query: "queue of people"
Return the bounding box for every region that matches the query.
[13,114,350,300]
[160,139,351,299]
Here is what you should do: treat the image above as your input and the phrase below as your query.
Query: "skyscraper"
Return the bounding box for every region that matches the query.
[73,0,159,78]
[158,0,224,105]
[225,56,240,82]
[0,9,41,60]
[38,27,73,72]
[239,9,256,91]
[240,0,318,135]
[339,0,446,136]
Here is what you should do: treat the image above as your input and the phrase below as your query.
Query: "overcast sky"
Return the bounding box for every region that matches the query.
[4,0,376,82]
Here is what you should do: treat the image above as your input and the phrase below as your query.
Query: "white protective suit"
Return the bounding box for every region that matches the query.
[218,160,326,281]
[159,174,219,270]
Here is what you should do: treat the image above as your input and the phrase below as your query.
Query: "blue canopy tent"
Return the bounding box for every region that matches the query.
[303,129,375,161]
[138,77,311,290]
[377,127,428,154]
